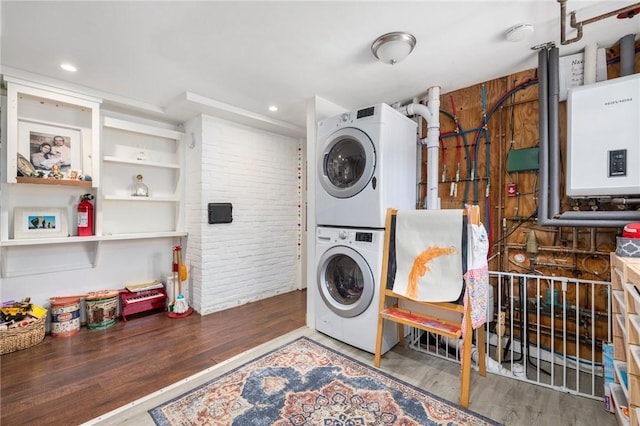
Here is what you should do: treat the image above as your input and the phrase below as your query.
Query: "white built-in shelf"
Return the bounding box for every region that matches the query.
[100,115,185,238]
[1,236,101,247]
[0,232,187,247]
[0,232,188,277]
[102,116,183,140]
[0,78,188,278]
[102,156,180,169]
[99,231,188,240]
[102,195,180,202]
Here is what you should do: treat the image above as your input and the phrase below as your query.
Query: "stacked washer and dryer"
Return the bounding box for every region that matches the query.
[315,103,417,354]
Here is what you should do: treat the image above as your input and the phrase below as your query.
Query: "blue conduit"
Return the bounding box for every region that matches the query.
[439,109,473,207]
[472,85,490,206]
[460,78,540,246]
[481,85,492,240]
[437,78,539,216]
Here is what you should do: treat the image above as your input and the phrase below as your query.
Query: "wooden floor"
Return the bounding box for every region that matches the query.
[2,288,616,426]
[0,290,307,425]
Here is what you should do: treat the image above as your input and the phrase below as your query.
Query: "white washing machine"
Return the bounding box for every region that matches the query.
[315,226,398,354]
[316,103,417,229]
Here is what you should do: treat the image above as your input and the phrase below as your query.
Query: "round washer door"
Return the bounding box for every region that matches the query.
[317,245,374,318]
[318,127,375,199]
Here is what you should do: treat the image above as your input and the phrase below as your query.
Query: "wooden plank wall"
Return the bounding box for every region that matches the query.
[419,40,640,285]
[417,40,638,349]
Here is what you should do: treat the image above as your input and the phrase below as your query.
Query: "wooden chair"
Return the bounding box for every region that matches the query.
[374,207,486,408]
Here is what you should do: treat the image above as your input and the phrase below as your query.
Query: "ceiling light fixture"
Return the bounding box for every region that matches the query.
[505,23,534,42]
[371,32,416,65]
[60,63,77,72]
[268,105,278,112]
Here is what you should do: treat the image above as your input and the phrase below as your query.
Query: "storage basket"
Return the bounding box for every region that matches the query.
[0,316,46,355]
[617,236,640,258]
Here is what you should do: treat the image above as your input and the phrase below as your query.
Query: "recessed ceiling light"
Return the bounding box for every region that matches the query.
[60,63,77,72]
[268,105,278,112]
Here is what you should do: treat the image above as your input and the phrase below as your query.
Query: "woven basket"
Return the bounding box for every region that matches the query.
[0,316,46,355]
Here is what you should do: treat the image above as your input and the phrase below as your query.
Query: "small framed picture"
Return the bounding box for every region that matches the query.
[14,207,69,239]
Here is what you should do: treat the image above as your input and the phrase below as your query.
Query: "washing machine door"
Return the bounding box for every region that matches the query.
[317,245,375,318]
[318,127,376,198]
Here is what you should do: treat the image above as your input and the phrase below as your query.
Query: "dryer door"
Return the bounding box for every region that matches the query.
[317,245,374,318]
[318,127,375,198]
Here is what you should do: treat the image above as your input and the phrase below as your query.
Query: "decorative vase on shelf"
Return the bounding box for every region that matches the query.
[133,174,149,197]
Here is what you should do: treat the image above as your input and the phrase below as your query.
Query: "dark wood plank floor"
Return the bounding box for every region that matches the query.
[0,289,307,425]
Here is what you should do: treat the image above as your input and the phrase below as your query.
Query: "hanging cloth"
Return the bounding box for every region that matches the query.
[462,220,489,338]
[394,209,464,302]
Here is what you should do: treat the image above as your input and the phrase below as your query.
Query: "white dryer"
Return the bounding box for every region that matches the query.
[316,103,417,229]
[315,226,397,354]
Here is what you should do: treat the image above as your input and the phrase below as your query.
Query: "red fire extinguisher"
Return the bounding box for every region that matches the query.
[77,194,94,237]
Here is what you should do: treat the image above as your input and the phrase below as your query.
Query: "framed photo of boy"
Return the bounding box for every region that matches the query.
[18,120,82,176]
[14,207,69,239]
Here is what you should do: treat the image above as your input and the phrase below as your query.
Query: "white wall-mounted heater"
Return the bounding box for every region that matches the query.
[567,73,640,197]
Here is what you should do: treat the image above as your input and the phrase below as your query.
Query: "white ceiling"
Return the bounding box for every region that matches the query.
[1,1,639,135]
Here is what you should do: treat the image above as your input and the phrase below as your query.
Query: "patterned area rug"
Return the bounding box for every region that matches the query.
[149,337,501,425]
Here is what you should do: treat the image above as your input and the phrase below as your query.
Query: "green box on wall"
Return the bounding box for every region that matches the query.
[507,147,539,172]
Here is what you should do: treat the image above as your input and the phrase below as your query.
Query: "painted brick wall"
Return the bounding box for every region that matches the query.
[184,116,204,313]
[185,115,300,315]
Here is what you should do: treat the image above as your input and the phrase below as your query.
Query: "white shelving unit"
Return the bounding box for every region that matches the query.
[100,116,186,237]
[0,78,102,277]
[0,78,187,277]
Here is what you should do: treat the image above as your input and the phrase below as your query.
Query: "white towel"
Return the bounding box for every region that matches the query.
[393,209,464,302]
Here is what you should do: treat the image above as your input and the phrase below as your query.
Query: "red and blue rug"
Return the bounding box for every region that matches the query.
[149,336,501,425]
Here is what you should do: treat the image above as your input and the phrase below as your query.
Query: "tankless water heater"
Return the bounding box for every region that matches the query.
[567,73,640,197]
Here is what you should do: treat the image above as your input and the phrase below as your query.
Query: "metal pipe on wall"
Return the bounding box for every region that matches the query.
[537,48,550,224]
[416,116,424,208]
[398,86,441,210]
[549,47,561,217]
[537,46,640,227]
[620,33,637,77]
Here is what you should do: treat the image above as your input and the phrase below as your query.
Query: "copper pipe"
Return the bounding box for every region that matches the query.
[558,0,582,45]
[575,3,640,26]
[506,242,609,256]
[558,0,640,45]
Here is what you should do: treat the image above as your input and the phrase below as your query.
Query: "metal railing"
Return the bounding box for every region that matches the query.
[409,270,610,400]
